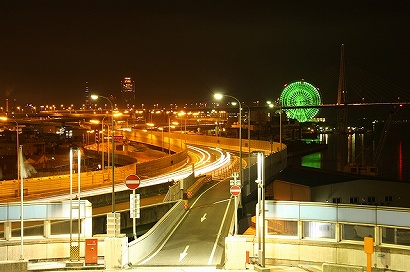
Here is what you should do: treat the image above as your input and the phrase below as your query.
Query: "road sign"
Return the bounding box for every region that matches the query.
[130,193,140,219]
[230,171,240,186]
[230,185,241,196]
[125,174,140,190]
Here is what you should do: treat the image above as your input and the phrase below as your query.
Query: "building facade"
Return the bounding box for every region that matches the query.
[120,77,135,108]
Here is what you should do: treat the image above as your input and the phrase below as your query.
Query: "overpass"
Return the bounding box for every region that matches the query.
[0,130,281,262]
[1,129,410,271]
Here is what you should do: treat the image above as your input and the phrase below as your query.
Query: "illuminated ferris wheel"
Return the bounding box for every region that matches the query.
[279,80,322,122]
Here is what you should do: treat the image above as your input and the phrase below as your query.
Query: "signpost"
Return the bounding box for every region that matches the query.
[230,171,240,186]
[125,174,140,190]
[125,174,140,239]
[230,185,241,196]
[230,184,241,235]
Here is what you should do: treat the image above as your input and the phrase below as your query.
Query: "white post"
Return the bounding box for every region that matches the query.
[256,152,265,267]
[132,189,136,239]
[279,106,282,151]
[101,118,104,171]
[77,149,81,245]
[19,145,24,260]
[161,128,164,152]
[238,102,242,184]
[168,115,171,154]
[107,125,110,173]
[69,148,73,259]
[234,195,238,235]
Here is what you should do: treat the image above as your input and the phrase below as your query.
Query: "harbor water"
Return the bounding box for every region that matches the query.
[298,123,410,182]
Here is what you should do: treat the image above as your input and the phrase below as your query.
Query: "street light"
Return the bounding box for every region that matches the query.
[90,119,106,170]
[146,123,154,144]
[101,116,108,171]
[214,93,242,181]
[158,127,164,152]
[243,103,251,190]
[178,111,186,147]
[166,111,172,155]
[214,93,242,236]
[0,116,23,259]
[267,101,282,152]
[0,117,19,180]
[91,94,116,214]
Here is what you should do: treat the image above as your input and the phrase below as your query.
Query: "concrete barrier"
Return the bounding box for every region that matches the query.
[0,260,28,272]
[186,175,211,198]
[323,263,363,272]
[126,200,186,265]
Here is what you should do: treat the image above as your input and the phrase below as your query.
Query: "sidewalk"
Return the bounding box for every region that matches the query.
[27,261,322,272]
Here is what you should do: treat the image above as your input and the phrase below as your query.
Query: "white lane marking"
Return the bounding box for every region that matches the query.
[179,245,189,262]
[201,213,207,222]
[208,196,232,265]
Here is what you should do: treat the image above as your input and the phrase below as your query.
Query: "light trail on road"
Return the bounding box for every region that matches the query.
[35,145,230,202]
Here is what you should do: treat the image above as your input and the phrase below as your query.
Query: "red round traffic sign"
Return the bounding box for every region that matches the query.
[230,185,241,196]
[125,174,140,190]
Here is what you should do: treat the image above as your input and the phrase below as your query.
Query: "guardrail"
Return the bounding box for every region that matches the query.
[262,201,410,245]
[0,200,92,241]
[0,143,188,202]
[244,200,410,271]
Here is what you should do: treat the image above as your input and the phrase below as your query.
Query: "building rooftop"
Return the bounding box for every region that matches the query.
[277,166,382,187]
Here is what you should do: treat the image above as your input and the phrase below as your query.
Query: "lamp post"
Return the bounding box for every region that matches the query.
[214,93,242,182]
[167,113,171,155]
[101,115,108,171]
[0,117,19,180]
[158,127,164,152]
[243,103,251,190]
[146,123,154,144]
[214,93,242,235]
[15,120,24,260]
[90,118,105,170]
[91,95,116,214]
[18,145,24,260]
[268,101,282,152]
[1,117,24,259]
[178,111,186,147]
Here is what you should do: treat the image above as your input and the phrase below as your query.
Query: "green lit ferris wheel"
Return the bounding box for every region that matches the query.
[279,80,322,122]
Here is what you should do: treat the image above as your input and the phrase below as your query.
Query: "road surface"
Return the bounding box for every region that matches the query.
[138,178,234,267]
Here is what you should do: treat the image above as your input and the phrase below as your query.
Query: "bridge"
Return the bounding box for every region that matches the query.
[0,127,409,271]
[0,125,284,254]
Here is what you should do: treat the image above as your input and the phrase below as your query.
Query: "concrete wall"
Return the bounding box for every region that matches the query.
[0,238,106,262]
[0,260,28,272]
[243,237,410,271]
[0,200,174,261]
[271,180,311,201]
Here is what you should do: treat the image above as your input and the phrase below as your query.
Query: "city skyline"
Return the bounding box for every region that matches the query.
[1,1,409,112]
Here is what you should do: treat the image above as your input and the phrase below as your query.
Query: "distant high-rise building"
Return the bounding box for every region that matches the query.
[85,82,90,107]
[121,77,135,108]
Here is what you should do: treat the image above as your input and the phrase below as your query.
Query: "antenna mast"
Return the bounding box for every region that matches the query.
[337,44,347,133]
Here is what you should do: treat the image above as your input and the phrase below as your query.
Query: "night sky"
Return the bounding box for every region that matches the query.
[1,1,409,111]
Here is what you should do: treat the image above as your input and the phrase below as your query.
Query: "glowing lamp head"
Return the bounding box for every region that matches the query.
[214,93,223,100]
[91,94,99,100]
[89,119,100,124]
